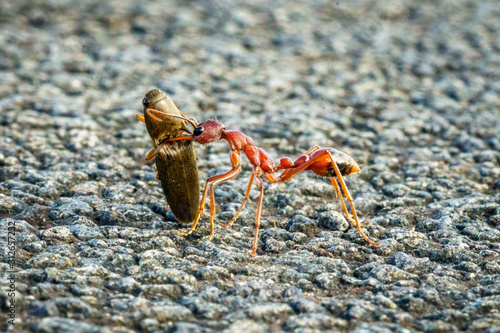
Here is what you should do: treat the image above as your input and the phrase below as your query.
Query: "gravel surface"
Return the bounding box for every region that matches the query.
[1,0,500,332]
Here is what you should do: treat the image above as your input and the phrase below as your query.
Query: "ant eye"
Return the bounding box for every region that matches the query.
[142,98,149,107]
[193,126,204,136]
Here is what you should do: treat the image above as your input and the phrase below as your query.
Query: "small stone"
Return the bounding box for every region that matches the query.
[286,215,321,236]
[318,211,349,231]
[133,304,192,323]
[34,317,111,333]
[42,226,77,244]
[222,320,268,333]
[369,265,419,284]
[246,303,293,321]
[0,194,28,218]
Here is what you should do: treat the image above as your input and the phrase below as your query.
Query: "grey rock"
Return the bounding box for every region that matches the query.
[222,320,267,333]
[34,317,111,333]
[390,252,434,274]
[28,297,94,320]
[0,194,28,218]
[280,268,309,283]
[170,322,215,333]
[42,226,77,244]
[14,204,52,229]
[246,303,293,321]
[49,198,93,221]
[286,215,321,236]
[317,210,349,232]
[69,224,104,241]
[281,286,303,300]
[289,297,325,313]
[285,312,348,331]
[195,266,230,281]
[132,304,192,323]
[141,268,197,286]
[369,265,419,284]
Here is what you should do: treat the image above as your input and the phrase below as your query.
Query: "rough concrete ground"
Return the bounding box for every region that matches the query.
[0,0,499,332]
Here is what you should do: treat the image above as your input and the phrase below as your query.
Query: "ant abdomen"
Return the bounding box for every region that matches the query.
[308,148,361,178]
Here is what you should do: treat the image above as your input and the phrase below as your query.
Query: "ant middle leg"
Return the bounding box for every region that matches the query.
[251,170,264,256]
[220,170,257,229]
[206,168,241,240]
[178,166,240,238]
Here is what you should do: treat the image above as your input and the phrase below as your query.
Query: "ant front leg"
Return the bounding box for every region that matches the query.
[136,114,146,123]
[178,150,242,241]
[145,148,156,161]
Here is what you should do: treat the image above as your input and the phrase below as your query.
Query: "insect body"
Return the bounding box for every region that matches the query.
[136,89,200,223]
[145,110,381,255]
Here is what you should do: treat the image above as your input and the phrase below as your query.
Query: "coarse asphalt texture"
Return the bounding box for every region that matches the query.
[1,0,500,332]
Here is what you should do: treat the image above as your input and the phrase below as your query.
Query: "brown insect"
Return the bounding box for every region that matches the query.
[143,109,381,256]
[136,89,200,223]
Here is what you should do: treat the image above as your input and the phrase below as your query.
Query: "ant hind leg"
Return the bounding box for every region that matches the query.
[330,177,371,228]
[274,149,379,246]
[304,145,321,155]
[327,152,380,247]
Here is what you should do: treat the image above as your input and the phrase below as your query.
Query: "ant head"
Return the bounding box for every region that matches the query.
[192,120,225,144]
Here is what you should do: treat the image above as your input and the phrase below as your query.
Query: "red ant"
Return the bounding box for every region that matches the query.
[145,108,381,256]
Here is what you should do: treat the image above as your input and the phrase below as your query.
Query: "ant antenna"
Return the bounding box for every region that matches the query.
[146,109,198,131]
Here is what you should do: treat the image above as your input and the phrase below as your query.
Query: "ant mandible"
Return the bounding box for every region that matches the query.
[145,108,381,256]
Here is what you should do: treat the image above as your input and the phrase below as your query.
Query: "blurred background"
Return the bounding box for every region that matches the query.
[1,0,499,165]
